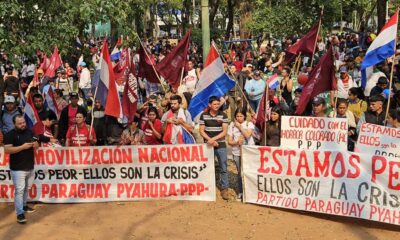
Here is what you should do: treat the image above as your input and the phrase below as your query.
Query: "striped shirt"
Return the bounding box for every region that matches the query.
[199,111,229,148]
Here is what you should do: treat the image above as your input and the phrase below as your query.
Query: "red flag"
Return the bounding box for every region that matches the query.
[113,48,130,81]
[295,46,337,115]
[138,47,159,83]
[285,23,319,64]
[156,29,191,88]
[45,47,62,78]
[122,71,138,124]
[255,91,271,133]
[39,54,50,72]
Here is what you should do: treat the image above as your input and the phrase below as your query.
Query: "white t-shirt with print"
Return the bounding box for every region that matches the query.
[227,121,255,156]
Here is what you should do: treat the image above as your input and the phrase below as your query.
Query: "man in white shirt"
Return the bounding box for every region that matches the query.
[181,60,198,94]
[78,62,91,100]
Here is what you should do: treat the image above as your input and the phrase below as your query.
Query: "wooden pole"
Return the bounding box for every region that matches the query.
[89,85,98,140]
[263,83,269,146]
[295,53,302,76]
[384,8,398,125]
[385,55,396,125]
[310,6,324,68]
[213,42,255,114]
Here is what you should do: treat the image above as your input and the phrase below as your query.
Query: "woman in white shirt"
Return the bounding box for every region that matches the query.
[228,108,255,200]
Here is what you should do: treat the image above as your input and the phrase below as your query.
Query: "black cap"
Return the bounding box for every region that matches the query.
[377,77,388,85]
[69,92,79,98]
[312,96,326,105]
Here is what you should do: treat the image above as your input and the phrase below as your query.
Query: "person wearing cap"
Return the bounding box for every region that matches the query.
[336,66,355,99]
[58,92,87,144]
[1,96,22,133]
[56,69,71,96]
[244,70,266,112]
[369,76,388,98]
[78,61,91,100]
[311,97,327,117]
[357,94,386,133]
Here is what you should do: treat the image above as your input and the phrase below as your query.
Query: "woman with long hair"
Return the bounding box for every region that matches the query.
[227,108,255,200]
[348,87,367,123]
[143,107,163,145]
[264,106,282,146]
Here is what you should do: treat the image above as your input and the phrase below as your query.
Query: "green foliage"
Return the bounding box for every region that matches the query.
[247,0,375,37]
[191,28,225,46]
[0,0,149,63]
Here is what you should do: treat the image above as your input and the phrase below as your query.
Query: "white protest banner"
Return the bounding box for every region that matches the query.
[281,116,348,150]
[0,144,216,202]
[242,145,400,226]
[356,123,400,159]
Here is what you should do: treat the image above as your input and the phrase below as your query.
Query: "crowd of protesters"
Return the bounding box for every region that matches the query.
[1,31,400,207]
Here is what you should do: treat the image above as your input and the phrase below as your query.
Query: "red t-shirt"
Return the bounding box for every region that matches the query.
[41,127,54,147]
[233,61,243,72]
[143,119,162,145]
[68,105,78,127]
[66,124,96,146]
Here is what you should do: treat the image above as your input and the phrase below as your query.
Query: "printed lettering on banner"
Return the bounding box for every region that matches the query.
[242,145,400,226]
[0,144,216,203]
[281,116,348,151]
[356,123,400,159]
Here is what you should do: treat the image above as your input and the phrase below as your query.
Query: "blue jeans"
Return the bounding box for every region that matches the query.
[215,147,229,189]
[233,155,243,193]
[249,98,261,112]
[11,170,34,215]
[81,88,92,100]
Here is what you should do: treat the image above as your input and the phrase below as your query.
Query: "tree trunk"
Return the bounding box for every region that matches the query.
[110,19,119,47]
[239,2,252,39]
[209,0,220,29]
[376,0,387,32]
[225,0,234,39]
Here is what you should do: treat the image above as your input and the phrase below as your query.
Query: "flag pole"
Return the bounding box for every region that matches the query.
[384,55,397,125]
[384,8,398,125]
[212,42,255,114]
[310,6,324,68]
[263,83,269,146]
[89,85,98,140]
[295,53,302,76]
[133,32,167,93]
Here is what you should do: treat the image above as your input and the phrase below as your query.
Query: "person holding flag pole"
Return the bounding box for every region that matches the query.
[133,32,167,93]
[212,42,256,114]
[361,8,398,124]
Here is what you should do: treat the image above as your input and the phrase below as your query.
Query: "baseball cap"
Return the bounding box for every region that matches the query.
[377,77,388,85]
[312,96,326,105]
[69,92,79,98]
[79,61,87,67]
[246,64,253,68]
[4,95,16,103]
[339,66,347,73]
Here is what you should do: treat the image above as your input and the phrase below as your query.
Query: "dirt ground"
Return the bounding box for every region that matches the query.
[1,160,400,240]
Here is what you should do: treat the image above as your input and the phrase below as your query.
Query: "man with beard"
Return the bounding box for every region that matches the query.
[4,115,39,223]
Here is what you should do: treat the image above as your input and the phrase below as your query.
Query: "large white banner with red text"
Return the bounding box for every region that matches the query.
[0,144,216,202]
[356,123,400,159]
[281,116,348,151]
[242,145,400,226]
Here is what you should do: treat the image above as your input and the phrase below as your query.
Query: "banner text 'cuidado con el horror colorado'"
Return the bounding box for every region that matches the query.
[0,144,216,202]
[242,145,400,226]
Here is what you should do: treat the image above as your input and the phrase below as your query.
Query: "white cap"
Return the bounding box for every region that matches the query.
[4,95,15,103]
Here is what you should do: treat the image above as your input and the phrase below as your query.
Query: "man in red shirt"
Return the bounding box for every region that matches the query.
[65,111,96,147]
[58,92,87,144]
